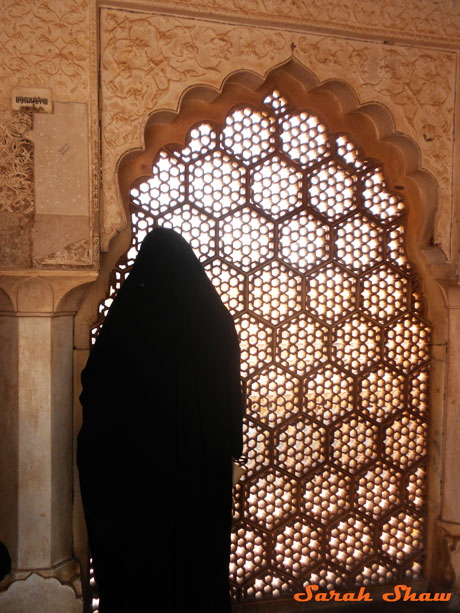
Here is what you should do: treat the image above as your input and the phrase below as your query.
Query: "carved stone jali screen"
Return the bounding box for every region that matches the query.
[93,90,430,603]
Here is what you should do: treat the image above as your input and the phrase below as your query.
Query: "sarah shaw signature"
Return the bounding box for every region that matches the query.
[294,584,451,603]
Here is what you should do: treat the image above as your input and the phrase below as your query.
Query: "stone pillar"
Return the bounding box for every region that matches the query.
[17,314,73,569]
[435,285,460,598]
[0,273,95,612]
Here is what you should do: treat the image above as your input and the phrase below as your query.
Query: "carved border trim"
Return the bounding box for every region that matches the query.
[98,0,460,49]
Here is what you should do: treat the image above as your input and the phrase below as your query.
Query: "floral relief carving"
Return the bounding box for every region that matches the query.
[101,9,455,255]
[0,110,34,267]
[101,15,286,150]
[129,0,460,46]
[0,0,90,106]
[0,110,33,216]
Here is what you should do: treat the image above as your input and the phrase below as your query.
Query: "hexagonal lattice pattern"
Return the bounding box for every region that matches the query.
[251,156,302,218]
[385,314,431,373]
[388,224,410,271]
[277,314,329,374]
[278,211,330,273]
[220,208,275,271]
[303,467,352,524]
[95,90,430,602]
[189,151,245,218]
[331,416,378,473]
[301,566,347,592]
[273,518,323,577]
[380,513,423,565]
[335,134,366,170]
[263,89,288,115]
[354,561,398,587]
[242,571,296,600]
[406,466,425,511]
[232,481,244,523]
[234,313,273,378]
[409,369,429,416]
[281,112,330,167]
[230,525,268,586]
[222,107,276,164]
[308,161,357,221]
[275,418,326,477]
[362,168,405,222]
[332,314,381,374]
[248,260,302,325]
[130,151,185,215]
[384,412,426,469]
[306,264,357,323]
[358,367,405,423]
[356,462,402,519]
[336,214,383,272]
[204,259,245,315]
[361,265,409,323]
[247,365,301,429]
[242,418,271,478]
[130,209,155,255]
[246,470,298,530]
[179,123,217,162]
[329,514,374,571]
[304,365,354,425]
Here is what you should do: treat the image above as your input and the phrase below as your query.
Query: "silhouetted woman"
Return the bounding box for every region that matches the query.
[77,228,244,612]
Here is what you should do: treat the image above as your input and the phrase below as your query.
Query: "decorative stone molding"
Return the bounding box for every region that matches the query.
[114,0,460,48]
[100,8,455,260]
[0,573,82,613]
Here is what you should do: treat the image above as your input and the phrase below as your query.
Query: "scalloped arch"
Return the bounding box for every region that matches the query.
[117,57,438,262]
[105,59,445,332]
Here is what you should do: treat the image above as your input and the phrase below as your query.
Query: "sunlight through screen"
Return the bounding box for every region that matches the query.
[92,89,430,604]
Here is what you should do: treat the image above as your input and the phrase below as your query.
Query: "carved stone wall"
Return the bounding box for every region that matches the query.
[0,0,459,607]
[1,0,458,265]
[100,8,456,260]
[0,0,97,269]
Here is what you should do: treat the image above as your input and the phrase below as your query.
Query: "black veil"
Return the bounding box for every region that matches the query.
[77,227,244,611]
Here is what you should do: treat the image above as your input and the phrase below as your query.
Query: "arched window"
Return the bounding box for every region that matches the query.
[93,88,430,605]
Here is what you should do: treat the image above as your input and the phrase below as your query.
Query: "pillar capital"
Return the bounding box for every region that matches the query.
[0,271,97,314]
